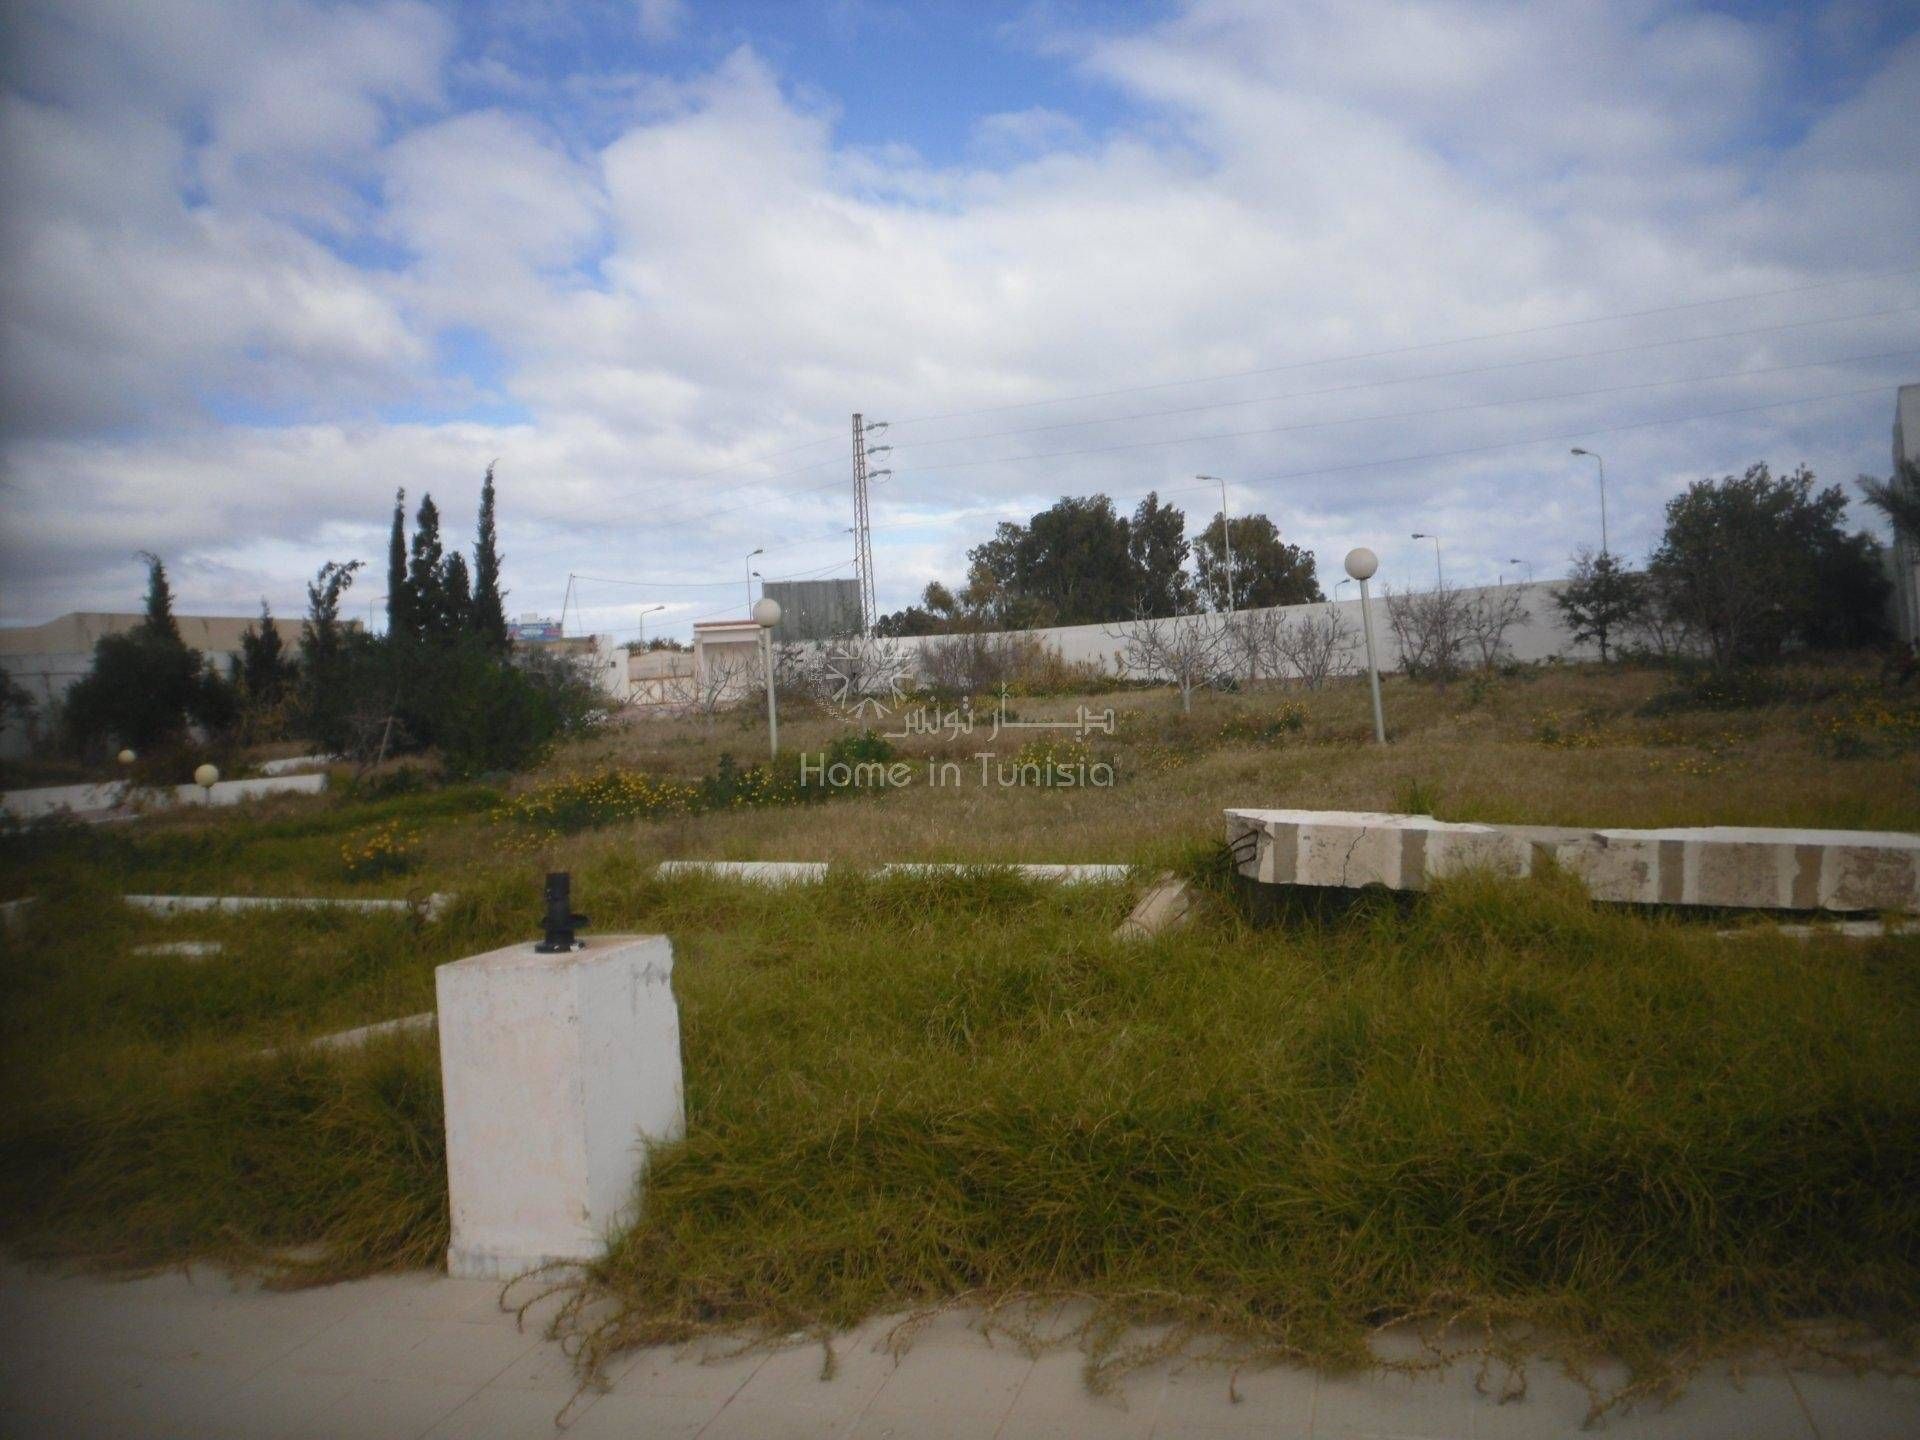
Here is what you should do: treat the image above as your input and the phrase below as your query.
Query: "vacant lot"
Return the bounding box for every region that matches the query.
[2,656,1917,1405]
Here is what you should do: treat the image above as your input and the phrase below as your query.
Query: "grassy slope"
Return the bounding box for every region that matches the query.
[2,657,1917,1388]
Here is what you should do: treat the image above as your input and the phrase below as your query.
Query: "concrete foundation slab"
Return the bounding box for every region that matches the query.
[123,893,454,921]
[655,860,831,885]
[435,934,684,1281]
[131,941,225,959]
[654,860,1132,886]
[307,1012,436,1052]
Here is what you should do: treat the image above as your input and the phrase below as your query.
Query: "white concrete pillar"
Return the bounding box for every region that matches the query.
[435,934,684,1280]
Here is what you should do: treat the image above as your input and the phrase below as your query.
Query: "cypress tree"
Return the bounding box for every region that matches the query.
[137,551,181,643]
[385,488,410,640]
[443,551,473,632]
[408,494,447,641]
[472,462,508,651]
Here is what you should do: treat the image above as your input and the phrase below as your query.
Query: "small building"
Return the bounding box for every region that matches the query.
[691,619,767,706]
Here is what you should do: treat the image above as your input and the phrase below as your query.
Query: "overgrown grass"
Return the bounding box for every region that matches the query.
[538,865,1920,1411]
[0,878,529,1278]
[3,653,1918,1407]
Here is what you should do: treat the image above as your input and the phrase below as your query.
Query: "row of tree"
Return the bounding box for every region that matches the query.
[875,492,1322,634]
[63,470,606,775]
[384,465,510,649]
[875,462,1901,669]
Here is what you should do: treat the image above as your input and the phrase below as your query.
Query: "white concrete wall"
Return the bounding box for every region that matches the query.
[812,579,1587,687]
[918,580,1583,678]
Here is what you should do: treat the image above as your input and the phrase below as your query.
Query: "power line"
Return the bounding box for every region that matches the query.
[882,265,1920,428]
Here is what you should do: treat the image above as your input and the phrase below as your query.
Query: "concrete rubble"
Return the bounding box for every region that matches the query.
[1114,873,1194,940]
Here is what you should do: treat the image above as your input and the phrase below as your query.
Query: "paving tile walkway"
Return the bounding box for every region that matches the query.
[1,1262,1913,1438]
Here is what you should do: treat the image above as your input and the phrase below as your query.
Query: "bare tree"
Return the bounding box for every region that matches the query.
[672,649,761,729]
[1461,586,1531,672]
[1619,571,1699,661]
[771,641,830,706]
[1223,610,1284,686]
[1273,606,1359,689]
[1384,583,1468,682]
[819,633,915,721]
[1108,614,1230,713]
[922,631,1022,694]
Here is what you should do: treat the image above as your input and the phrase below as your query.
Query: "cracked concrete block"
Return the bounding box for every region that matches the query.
[1549,832,1662,904]
[1296,811,1409,889]
[1823,839,1920,913]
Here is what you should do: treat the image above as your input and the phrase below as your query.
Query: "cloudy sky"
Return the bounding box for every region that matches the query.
[2,0,1917,640]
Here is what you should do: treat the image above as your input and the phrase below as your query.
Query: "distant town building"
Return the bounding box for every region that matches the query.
[691,619,767,706]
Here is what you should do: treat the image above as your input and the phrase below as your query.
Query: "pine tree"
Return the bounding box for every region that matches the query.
[385,488,411,640]
[472,462,508,651]
[137,551,181,643]
[408,494,448,641]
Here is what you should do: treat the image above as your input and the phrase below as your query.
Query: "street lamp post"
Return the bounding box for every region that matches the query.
[1345,548,1387,746]
[1507,558,1533,586]
[636,603,665,649]
[1411,532,1443,588]
[752,597,782,759]
[1571,448,1609,556]
[745,548,764,612]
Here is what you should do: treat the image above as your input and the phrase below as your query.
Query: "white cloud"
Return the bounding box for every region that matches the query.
[635,0,687,44]
[2,1,1917,637]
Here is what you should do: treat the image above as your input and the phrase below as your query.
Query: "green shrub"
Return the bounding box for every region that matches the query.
[1639,667,1798,716]
[1218,704,1306,743]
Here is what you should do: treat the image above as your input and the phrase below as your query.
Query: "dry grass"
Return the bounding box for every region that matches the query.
[505,656,1920,874]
